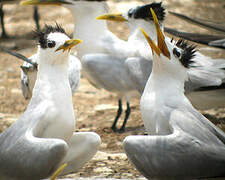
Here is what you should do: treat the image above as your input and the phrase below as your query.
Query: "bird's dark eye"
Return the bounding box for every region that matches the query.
[128,9,133,18]
[173,48,181,58]
[47,41,56,48]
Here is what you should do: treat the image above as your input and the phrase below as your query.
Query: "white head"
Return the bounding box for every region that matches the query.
[96,2,165,35]
[35,24,82,66]
[141,9,196,82]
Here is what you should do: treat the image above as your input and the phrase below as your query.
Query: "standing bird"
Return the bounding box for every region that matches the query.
[0,24,101,179]
[97,2,225,110]
[20,0,139,132]
[0,0,40,37]
[123,9,225,179]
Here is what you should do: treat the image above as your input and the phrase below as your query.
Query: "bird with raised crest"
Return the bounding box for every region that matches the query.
[20,0,141,133]
[0,24,101,179]
[4,23,82,100]
[123,9,225,179]
[97,2,225,110]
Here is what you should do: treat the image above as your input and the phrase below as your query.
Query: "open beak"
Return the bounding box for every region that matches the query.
[96,13,127,22]
[20,0,71,6]
[55,39,82,52]
[140,28,162,56]
[149,8,171,59]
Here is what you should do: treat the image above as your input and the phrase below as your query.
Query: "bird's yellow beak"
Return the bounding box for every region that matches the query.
[20,0,71,6]
[140,8,170,59]
[151,8,170,59]
[140,28,162,56]
[55,39,82,52]
[96,13,127,22]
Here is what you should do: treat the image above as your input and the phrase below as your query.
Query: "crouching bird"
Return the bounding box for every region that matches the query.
[0,24,101,179]
[123,9,225,180]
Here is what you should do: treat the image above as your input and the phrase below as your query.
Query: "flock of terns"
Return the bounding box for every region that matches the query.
[1,0,225,179]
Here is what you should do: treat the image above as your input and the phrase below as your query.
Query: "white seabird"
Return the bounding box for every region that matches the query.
[0,24,101,179]
[19,51,81,99]
[4,25,82,99]
[123,9,225,179]
[20,0,139,132]
[97,2,225,110]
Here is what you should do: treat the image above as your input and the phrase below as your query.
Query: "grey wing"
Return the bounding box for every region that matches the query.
[20,54,38,99]
[82,53,135,93]
[123,108,225,179]
[125,57,152,94]
[184,105,225,144]
[209,38,225,49]
[185,53,225,92]
[169,11,225,33]
[0,115,68,179]
[21,65,31,99]
[165,27,225,49]
[68,55,82,94]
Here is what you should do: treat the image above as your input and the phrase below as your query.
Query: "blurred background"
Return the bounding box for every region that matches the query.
[0,0,224,179]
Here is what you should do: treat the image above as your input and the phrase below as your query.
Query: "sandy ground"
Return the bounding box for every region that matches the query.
[0,0,225,179]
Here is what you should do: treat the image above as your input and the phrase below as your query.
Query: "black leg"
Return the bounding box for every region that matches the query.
[33,6,40,30]
[111,99,122,132]
[0,5,8,38]
[119,101,131,132]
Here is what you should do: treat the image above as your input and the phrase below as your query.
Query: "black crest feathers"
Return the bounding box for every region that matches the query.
[34,23,67,49]
[128,2,165,21]
[176,39,196,68]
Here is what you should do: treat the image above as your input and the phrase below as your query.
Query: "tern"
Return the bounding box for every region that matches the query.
[0,24,101,179]
[165,11,225,49]
[0,0,40,37]
[20,0,139,132]
[97,2,225,110]
[123,9,225,179]
[4,45,81,99]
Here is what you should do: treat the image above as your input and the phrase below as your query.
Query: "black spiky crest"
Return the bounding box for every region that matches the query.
[175,39,196,68]
[34,23,68,49]
[128,2,165,22]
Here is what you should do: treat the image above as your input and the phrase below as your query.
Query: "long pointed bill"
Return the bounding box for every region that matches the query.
[150,8,170,59]
[20,0,71,6]
[140,28,161,56]
[55,39,82,52]
[96,13,127,22]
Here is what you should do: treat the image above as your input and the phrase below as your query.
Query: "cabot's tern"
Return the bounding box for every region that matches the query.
[123,9,225,179]
[97,2,225,110]
[0,0,40,37]
[20,0,139,132]
[5,46,81,99]
[0,25,101,179]
[165,11,225,49]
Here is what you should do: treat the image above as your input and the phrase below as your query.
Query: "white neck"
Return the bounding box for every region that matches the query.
[147,59,186,95]
[32,51,71,101]
[141,56,189,135]
[128,20,163,59]
[65,2,109,58]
